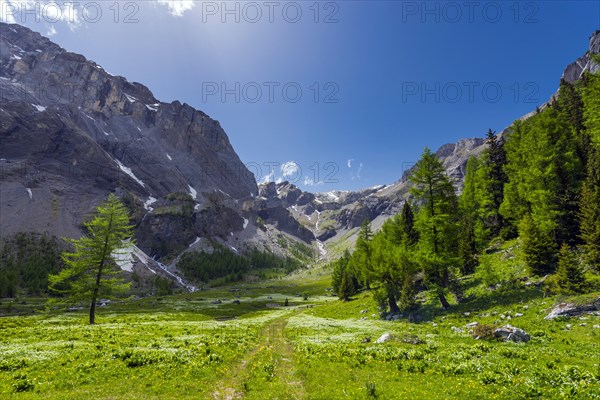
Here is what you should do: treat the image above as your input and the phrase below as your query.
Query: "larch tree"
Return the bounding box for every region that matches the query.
[410,147,458,309]
[49,194,133,324]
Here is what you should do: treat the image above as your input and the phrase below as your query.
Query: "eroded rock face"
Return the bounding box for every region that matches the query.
[562,30,600,83]
[0,22,257,258]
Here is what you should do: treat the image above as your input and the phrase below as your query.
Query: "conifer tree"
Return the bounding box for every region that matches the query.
[519,214,557,275]
[332,250,359,299]
[555,243,586,294]
[583,59,600,145]
[48,194,133,324]
[410,147,458,309]
[354,219,374,289]
[458,156,480,274]
[579,147,600,272]
[398,273,416,311]
[476,129,507,239]
[410,147,457,254]
[458,217,477,275]
[399,201,418,245]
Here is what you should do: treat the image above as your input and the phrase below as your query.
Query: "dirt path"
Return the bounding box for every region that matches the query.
[213,313,305,400]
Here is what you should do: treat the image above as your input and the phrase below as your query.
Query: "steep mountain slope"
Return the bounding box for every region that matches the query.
[0,22,312,287]
[1,23,598,287]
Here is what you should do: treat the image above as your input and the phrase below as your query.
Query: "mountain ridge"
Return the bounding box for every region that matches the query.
[1,22,598,290]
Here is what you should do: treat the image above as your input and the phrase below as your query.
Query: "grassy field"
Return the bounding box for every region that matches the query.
[1,267,599,399]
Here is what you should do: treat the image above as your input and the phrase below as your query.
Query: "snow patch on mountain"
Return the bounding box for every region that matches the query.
[144,196,157,212]
[114,159,145,188]
[188,185,197,200]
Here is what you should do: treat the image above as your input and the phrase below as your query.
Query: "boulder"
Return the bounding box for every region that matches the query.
[466,322,479,328]
[376,333,391,343]
[545,297,600,319]
[494,325,530,343]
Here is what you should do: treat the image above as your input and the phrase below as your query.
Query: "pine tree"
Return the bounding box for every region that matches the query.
[476,129,507,239]
[555,244,585,293]
[48,194,133,324]
[557,79,585,135]
[519,214,557,275]
[410,147,457,254]
[354,219,374,290]
[399,201,418,245]
[338,273,355,301]
[579,147,600,272]
[410,147,458,309]
[458,156,480,274]
[458,217,477,275]
[370,233,417,314]
[332,250,358,299]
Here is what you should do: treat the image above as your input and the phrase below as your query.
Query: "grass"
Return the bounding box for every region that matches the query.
[1,251,599,399]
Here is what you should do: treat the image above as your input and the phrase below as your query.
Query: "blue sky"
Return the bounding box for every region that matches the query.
[3,1,599,191]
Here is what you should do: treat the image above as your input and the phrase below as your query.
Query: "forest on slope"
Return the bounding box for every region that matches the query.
[331,61,600,313]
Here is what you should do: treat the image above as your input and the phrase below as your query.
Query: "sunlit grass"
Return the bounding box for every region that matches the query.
[0,264,599,399]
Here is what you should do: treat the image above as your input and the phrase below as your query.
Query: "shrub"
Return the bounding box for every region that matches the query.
[471,324,497,340]
[12,374,34,393]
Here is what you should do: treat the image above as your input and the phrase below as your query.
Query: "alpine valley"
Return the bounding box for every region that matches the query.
[1,23,598,293]
[1,21,600,400]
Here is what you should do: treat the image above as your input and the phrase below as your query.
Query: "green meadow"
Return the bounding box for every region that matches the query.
[1,268,599,399]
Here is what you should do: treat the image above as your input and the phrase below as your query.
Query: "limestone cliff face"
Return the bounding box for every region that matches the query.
[562,30,600,84]
[0,22,257,259]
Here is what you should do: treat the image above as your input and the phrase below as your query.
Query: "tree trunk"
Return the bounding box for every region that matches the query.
[90,260,105,324]
[388,293,400,314]
[438,293,450,310]
[89,211,113,325]
[89,288,98,324]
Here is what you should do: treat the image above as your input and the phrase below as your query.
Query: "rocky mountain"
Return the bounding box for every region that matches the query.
[261,30,600,257]
[0,22,310,288]
[1,23,598,289]
[563,29,600,83]
[256,137,488,257]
